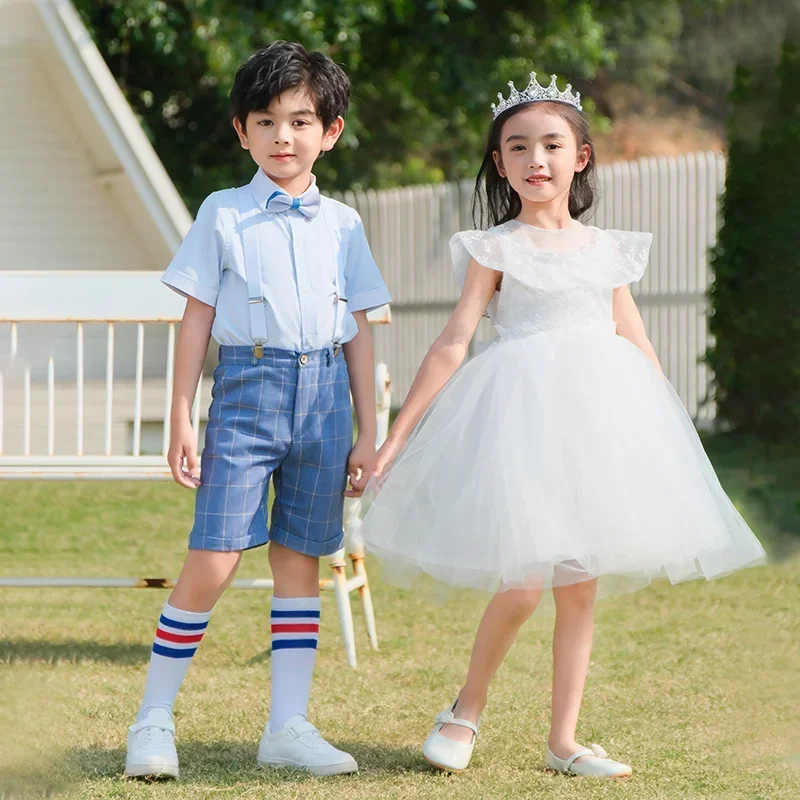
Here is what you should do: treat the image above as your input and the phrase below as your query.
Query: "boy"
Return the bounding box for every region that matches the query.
[124,41,390,779]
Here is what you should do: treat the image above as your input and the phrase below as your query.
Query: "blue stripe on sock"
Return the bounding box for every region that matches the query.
[270,609,321,619]
[159,614,208,631]
[271,639,319,651]
[153,643,198,658]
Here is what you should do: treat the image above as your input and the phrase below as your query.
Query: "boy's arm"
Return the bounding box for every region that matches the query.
[168,296,216,488]
[342,310,377,497]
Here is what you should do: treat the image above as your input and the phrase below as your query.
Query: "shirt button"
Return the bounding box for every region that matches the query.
[299,354,309,366]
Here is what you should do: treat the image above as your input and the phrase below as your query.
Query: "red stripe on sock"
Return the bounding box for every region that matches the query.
[271,623,320,634]
[156,628,205,644]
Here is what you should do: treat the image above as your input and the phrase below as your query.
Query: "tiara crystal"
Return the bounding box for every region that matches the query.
[490,72,582,119]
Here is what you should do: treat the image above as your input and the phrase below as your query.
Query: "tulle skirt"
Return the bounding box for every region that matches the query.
[358,327,766,595]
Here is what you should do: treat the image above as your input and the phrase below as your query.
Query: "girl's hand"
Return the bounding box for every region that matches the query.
[344,438,377,498]
[167,417,201,489]
[370,436,407,488]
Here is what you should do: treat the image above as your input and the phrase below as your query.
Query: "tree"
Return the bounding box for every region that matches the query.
[73,0,617,211]
[707,33,800,439]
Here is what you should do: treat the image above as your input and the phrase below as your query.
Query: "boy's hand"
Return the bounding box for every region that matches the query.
[167,417,201,489]
[344,438,377,498]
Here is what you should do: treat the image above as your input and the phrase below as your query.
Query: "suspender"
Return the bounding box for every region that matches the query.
[236,187,269,359]
[319,202,346,353]
[237,186,346,359]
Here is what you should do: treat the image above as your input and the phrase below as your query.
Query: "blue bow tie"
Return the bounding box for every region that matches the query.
[264,186,321,219]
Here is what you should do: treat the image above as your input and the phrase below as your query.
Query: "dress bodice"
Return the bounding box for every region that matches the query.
[450,220,652,339]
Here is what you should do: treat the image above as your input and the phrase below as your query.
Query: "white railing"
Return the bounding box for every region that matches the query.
[0,270,392,669]
[0,271,188,474]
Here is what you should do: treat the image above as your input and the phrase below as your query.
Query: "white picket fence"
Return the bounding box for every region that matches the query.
[337,150,726,422]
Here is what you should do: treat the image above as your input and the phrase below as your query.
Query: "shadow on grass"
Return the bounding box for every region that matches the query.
[62,739,430,785]
[246,647,271,665]
[0,638,150,665]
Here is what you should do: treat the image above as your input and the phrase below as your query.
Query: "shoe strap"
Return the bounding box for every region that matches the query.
[564,747,596,771]
[286,720,321,739]
[434,708,479,736]
[129,716,175,734]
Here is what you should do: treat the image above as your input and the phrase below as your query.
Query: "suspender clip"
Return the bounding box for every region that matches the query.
[253,342,265,359]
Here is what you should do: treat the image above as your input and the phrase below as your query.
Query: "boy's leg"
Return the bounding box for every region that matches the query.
[137,549,242,721]
[125,550,241,779]
[267,543,320,732]
[258,542,356,776]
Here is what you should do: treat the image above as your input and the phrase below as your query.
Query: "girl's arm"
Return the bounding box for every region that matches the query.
[612,285,663,373]
[342,310,378,496]
[375,259,500,473]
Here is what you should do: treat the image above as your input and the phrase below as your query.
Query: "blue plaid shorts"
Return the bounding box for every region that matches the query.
[189,345,353,556]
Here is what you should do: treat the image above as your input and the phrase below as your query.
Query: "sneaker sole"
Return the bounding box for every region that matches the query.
[257,757,358,777]
[125,762,179,780]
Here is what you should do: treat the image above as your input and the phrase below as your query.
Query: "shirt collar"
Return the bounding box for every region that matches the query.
[249,169,319,217]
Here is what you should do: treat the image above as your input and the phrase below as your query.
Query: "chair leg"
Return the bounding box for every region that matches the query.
[329,552,357,669]
[350,551,378,650]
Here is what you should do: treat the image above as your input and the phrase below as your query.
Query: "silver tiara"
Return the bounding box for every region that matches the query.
[490,72,582,119]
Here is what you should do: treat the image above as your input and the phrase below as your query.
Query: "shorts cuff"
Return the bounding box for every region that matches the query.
[188,529,268,552]
[268,524,344,558]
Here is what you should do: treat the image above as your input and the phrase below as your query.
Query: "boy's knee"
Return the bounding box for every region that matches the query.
[269,542,320,594]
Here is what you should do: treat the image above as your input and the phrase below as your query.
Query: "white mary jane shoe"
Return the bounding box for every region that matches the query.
[545,742,632,778]
[422,699,480,773]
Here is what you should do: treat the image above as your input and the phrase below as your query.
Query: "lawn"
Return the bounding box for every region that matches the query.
[1,431,798,800]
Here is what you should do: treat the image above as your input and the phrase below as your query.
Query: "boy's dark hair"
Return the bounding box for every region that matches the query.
[230,41,350,130]
[472,101,596,229]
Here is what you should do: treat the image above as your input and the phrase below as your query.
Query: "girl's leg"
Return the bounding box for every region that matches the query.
[440,586,543,743]
[548,578,597,760]
[137,550,242,721]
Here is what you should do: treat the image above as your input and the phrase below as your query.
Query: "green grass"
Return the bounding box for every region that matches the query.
[1,433,798,800]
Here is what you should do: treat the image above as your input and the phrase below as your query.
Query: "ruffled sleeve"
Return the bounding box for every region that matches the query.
[449,229,505,318]
[604,230,653,286]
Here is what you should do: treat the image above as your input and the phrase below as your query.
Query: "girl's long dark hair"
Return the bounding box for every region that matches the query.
[472,100,596,229]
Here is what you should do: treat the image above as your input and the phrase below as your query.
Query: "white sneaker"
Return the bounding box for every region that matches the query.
[125,708,179,779]
[545,743,632,777]
[422,699,480,773]
[257,715,358,777]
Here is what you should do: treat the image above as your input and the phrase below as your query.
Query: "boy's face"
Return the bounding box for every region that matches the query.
[233,86,344,189]
[492,107,590,209]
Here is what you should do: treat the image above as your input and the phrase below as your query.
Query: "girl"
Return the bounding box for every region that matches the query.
[356,74,766,777]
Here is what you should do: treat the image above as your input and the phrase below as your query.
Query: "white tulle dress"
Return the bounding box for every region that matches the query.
[358,220,766,595]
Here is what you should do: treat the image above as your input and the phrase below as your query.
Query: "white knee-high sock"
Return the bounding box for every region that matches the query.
[268,596,320,732]
[136,601,212,722]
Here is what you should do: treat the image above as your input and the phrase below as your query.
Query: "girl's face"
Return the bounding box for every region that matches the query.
[492,106,590,211]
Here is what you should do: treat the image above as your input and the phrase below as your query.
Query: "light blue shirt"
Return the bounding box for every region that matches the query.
[162,169,391,350]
